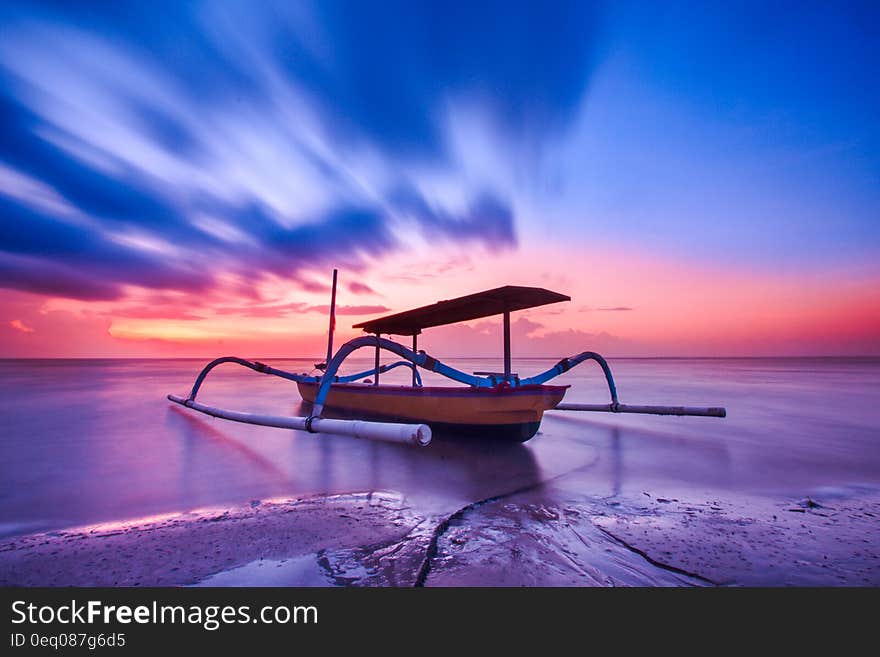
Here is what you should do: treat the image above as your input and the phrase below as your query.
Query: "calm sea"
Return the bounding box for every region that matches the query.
[1,357,878,537]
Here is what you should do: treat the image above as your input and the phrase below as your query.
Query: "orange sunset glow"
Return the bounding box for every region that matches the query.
[3,240,878,358]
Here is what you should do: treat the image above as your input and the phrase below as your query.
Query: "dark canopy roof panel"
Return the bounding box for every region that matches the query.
[353,285,570,336]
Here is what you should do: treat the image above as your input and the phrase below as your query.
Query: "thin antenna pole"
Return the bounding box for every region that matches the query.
[325,269,338,368]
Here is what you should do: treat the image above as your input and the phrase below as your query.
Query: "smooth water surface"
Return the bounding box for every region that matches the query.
[1,357,878,536]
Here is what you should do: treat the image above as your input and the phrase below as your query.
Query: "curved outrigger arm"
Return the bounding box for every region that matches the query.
[167,354,431,446]
[527,352,725,418]
[312,338,725,418]
[311,335,493,416]
[523,351,725,417]
[184,356,311,402]
[169,336,723,447]
[519,352,619,404]
[340,360,423,387]
[181,355,421,404]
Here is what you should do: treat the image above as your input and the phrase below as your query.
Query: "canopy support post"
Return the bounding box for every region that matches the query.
[374,333,380,386]
[412,333,418,387]
[503,310,511,380]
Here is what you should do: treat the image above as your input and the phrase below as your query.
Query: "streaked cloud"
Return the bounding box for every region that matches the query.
[347,281,378,296]
[305,304,390,316]
[0,1,600,301]
[579,306,634,312]
[9,319,34,334]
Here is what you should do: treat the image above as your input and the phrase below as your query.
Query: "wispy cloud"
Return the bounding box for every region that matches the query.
[421,316,631,357]
[9,319,34,334]
[210,301,389,319]
[0,2,600,302]
[305,304,390,316]
[347,281,378,296]
[578,305,634,312]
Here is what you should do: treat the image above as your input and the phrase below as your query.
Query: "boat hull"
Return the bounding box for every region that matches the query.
[296,382,568,442]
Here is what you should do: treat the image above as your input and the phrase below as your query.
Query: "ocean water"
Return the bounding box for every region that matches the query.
[1,357,878,537]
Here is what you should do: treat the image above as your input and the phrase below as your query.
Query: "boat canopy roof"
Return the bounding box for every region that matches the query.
[353,285,570,336]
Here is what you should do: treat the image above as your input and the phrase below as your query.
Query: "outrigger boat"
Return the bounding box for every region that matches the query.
[169,270,726,447]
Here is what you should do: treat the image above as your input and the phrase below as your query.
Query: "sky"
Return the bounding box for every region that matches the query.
[0,0,878,358]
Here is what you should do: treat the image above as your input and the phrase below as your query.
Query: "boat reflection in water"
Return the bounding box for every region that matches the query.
[170,399,542,515]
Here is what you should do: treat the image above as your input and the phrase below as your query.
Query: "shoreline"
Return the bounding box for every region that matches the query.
[1,488,877,587]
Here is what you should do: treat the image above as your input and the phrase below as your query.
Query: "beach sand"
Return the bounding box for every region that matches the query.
[2,487,877,587]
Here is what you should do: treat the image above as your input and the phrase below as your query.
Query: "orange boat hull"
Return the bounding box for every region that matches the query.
[296,382,568,442]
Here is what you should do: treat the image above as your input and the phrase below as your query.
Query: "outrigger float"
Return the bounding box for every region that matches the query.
[169,270,726,447]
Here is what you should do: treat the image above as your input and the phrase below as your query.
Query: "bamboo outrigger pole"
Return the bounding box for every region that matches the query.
[552,402,726,418]
[167,395,431,446]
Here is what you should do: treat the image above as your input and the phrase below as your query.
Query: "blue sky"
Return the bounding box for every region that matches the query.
[0,1,878,356]
[531,1,880,270]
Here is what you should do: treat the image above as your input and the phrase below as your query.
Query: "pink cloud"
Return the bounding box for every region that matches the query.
[305,304,390,316]
[211,302,390,319]
[9,319,35,334]
[417,316,632,358]
[103,305,205,320]
[578,306,633,312]
[347,281,378,295]
[214,302,309,318]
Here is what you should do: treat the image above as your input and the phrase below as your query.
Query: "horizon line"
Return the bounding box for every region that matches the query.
[1,354,879,361]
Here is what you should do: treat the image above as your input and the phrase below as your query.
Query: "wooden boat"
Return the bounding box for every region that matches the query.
[296,284,576,441]
[297,382,569,441]
[168,271,726,447]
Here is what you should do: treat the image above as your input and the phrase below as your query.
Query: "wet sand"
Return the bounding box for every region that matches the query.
[426,485,880,586]
[0,493,429,587]
[2,487,877,587]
